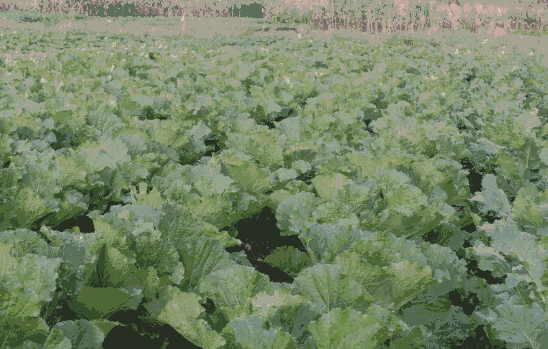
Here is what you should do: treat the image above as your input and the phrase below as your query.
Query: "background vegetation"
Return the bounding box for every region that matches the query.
[2,0,548,39]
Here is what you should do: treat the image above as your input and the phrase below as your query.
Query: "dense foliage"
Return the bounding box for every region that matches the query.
[1,23,548,348]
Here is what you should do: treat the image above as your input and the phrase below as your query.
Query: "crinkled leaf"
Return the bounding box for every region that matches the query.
[67,286,142,320]
[389,260,434,309]
[222,315,297,349]
[128,182,164,211]
[513,110,541,136]
[294,264,362,314]
[470,174,512,217]
[512,183,548,227]
[307,307,385,349]
[276,168,298,182]
[75,138,131,172]
[301,223,362,261]
[399,304,471,348]
[469,137,507,155]
[226,126,284,170]
[381,181,428,215]
[133,230,182,277]
[466,241,511,278]
[311,173,353,201]
[145,286,225,349]
[263,246,313,278]
[48,319,121,349]
[178,237,238,291]
[333,251,385,301]
[251,289,289,318]
[474,293,548,349]
[1,253,61,326]
[151,119,191,150]
[188,121,212,153]
[98,203,161,237]
[385,325,428,349]
[158,202,241,248]
[263,293,320,342]
[12,188,52,229]
[190,164,235,197]
[420,242,467,284]
[276,192,320,235]
[479,220,548,294]
[221,152,272,194]
[198,265,270,318]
